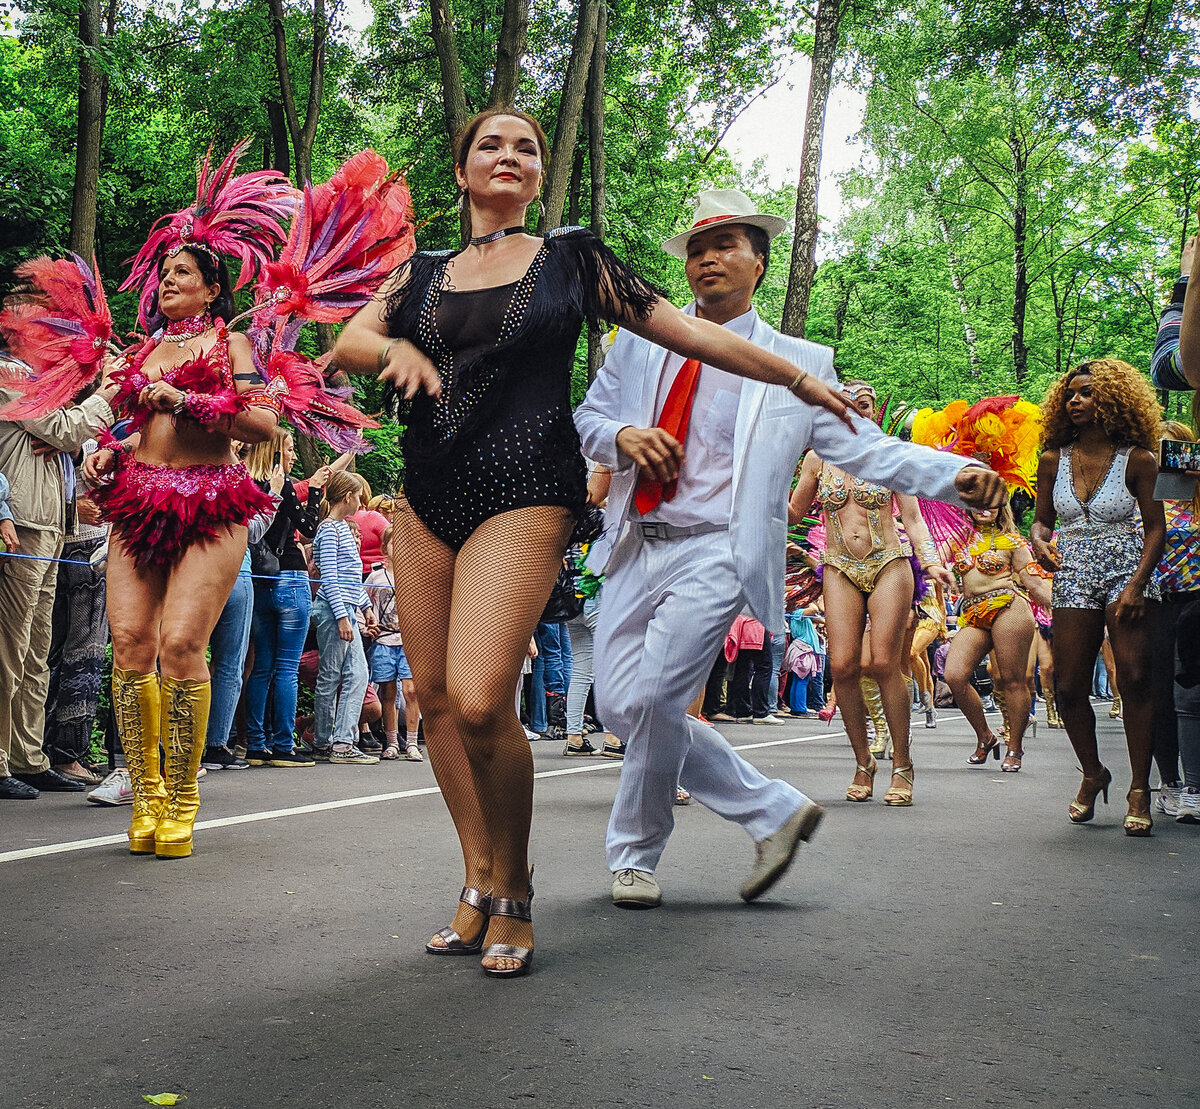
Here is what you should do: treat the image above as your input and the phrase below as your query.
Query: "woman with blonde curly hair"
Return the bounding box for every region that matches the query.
[1031,358,1165,835]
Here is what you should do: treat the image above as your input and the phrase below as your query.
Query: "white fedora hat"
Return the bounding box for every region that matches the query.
[661,188,790,259]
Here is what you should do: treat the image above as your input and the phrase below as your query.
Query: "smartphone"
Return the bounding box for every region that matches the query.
[273,450,282,468]
[1159,438,1200,474]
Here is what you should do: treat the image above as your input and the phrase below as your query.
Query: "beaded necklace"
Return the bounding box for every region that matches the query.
[163,310,213,347]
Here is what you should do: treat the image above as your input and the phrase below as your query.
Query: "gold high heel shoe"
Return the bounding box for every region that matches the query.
[883,765,914,806]
[110,668,166,854]
[1068,767,1111,823]
[154,677,211,859]
[1124,788,1153,837]
[845,756,877,802]
[1109,695,1123,719]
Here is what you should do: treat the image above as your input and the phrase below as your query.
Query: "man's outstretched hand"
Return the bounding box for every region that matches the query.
[955,466,1006,509]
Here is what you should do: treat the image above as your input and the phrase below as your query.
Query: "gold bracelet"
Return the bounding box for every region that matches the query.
[377,339,397,372]
[787,367,809,396]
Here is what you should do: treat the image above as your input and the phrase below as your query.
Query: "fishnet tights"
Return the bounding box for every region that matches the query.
[391,499,573,964]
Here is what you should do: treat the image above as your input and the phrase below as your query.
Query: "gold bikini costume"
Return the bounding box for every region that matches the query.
[817,468,908,592]
[953,528,1027,630]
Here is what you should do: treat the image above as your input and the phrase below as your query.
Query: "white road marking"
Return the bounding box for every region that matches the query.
[0,730,842,865]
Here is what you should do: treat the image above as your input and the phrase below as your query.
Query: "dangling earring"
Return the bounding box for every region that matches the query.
[537,196,546,218]
[456,189,468,213]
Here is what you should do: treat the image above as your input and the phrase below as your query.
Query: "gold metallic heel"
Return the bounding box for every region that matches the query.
[883,765,915,806]
[845,757,877,802]
[111,668,165,854]
[1068,766,1111,824]
[1124,788,1153,837]
[154,677,211,859]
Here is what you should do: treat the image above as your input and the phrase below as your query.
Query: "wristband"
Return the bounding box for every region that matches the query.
[787,368,809,397]
[915,538,938,568]
[378,339,398,372]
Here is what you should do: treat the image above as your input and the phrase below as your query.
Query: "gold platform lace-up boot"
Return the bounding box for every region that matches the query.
[155,677,211,859]
[110,668,166,854]
[862,677,891,759]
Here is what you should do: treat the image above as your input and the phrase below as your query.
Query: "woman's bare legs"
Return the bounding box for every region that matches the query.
[822,570,871,780]
[447,506,574,970]
[863,558,917,784]
[1053,609,1108,774]
[945,626,996,748]
[389,500,492,948]
[1106,602,1156,824]
[989,599,1037,759]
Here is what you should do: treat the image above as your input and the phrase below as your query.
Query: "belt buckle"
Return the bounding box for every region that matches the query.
[639,522,669,540]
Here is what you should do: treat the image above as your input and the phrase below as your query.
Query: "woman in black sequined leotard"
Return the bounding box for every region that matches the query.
[334,108,856,980]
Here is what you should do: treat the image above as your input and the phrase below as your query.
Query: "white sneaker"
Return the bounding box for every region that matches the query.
[1156,783,1184,817]
[87,768,133,806]
[1177,788,1200,824]
[752,713,785,725]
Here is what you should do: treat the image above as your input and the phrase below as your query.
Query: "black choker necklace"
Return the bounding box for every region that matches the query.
[468,225,528,247]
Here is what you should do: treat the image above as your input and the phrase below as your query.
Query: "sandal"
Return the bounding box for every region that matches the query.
[1068,766,1111,824]
[425,887,492,956]
[381,744,401,761]
[883,765,915,806]
[481,890,534,979]
[968,733,1001,765]
[845,757,877,802]
[1001,748,1023,773]
[1124,788,1153,837]
[404,743,423,762]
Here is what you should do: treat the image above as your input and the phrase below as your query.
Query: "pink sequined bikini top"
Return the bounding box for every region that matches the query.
[113,330,236,427]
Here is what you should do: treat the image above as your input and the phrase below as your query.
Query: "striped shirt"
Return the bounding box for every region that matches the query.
[1151,276,1190,391]
[314,519,367,619]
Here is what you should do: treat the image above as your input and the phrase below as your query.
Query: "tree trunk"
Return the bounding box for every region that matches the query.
[584,2,607,383]
[488,0,529,108]
[832,272,851,345]
[780,0,843,337]
[68,0,106,258]
[429,0,470,147]
[1010,130,1030,383]
[267,0,327,185]
[566,136,585,226]
[542,0,602,231]
[266,99,291,177]
[925,183,980,372]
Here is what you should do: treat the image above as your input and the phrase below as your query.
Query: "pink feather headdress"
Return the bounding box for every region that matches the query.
[120,140,298,328]
[0,254,117,420]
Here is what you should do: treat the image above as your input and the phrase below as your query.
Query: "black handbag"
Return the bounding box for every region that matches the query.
[250,495,289,583]
[540,560,584,623]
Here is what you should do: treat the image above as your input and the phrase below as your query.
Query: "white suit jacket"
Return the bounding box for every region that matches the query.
[574,306,979,633]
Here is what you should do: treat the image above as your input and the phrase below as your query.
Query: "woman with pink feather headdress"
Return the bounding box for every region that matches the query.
[0,141,413,860]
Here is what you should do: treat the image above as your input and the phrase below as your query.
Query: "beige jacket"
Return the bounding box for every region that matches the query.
[0,388,115,534]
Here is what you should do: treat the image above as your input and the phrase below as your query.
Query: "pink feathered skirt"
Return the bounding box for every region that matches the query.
[93,455,273,571]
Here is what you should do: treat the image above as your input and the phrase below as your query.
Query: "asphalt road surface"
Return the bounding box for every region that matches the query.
[2,705,1197,1109]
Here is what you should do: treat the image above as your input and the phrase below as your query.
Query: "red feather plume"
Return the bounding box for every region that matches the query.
[259,349,379,451]
[252,150,415,326]
[0,254,117,420]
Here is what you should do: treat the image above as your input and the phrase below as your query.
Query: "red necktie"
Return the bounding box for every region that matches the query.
[634,358,702,515]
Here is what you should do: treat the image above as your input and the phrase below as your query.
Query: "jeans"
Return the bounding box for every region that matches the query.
[246,571,313,753]
[530,620,573,732]
[207,570,254,750]
[766,632,786,712]
[565,596,601,734]
[313,595,369,748]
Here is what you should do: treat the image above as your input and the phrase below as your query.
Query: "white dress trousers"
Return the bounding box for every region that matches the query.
[596,528,807,874]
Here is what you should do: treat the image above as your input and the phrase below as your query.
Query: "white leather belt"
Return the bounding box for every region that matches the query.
[637,520,728,541]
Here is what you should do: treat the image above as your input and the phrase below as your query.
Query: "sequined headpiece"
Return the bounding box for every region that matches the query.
[121,139,299,328]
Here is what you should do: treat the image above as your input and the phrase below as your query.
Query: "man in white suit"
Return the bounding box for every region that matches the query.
[575,190,1005,908]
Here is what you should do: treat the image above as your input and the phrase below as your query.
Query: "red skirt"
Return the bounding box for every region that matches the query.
[93,456,273,571]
